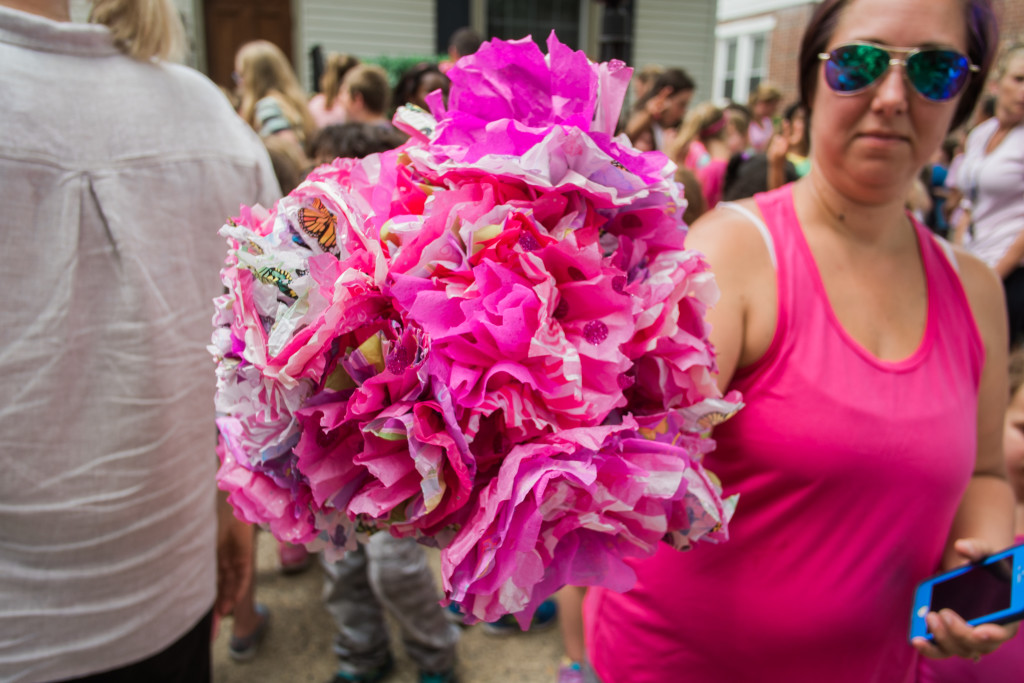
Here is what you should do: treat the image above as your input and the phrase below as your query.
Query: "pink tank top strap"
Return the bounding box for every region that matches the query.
[739,184,983,381]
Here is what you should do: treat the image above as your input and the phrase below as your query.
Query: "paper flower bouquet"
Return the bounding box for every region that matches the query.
[212,33,741,624]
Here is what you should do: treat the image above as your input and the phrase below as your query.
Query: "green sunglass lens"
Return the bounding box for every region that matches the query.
[827,44,890,92]
[907,50,969,100]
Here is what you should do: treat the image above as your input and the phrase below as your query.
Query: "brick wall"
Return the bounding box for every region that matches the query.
[766,2,817,109]
[996,0,1024,48]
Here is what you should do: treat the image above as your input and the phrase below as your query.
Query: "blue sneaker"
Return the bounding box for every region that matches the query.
[482,598,557,636]
[329,654,394,683]
[419,669,457,683]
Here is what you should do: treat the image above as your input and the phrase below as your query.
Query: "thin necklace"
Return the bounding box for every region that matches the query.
[804,175,913,244]
[807,174,847,224]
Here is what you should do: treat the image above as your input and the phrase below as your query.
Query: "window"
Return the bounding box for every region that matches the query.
[722,38,738,102]
[713,16,776,105]
[748,34,766,95]
[486,0,584,51]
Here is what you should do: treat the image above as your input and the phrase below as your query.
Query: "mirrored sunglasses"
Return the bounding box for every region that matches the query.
[818,42,979,101]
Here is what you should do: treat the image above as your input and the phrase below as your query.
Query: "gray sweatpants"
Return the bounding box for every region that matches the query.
[321,532,459,676]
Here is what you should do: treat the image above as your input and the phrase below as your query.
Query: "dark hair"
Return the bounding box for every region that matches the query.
[782,101,806,123]
[393,62,449,110]
[723,153,799,202]
[979,93,996,119]
[940,135,959,161]
[724,102,752,129]
[635,67,695,110]
[449,27,483,58]
[1010,343,1024,397]
[310,122,407,163]
[798,0,999,130]
[262,135,309,194]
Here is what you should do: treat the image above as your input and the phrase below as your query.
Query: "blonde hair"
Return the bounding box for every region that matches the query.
[236,40,315,145]
[635,64,665,89]
[748,82,782,108]
[321,53,360,109]
[342,64,391,116]
[994,41,1024,81]
[89,0,185,62]
[675,166,706,226]
[669,102,725,164]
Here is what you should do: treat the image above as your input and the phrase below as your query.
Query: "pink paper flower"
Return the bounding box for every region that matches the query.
[441,424,735,623]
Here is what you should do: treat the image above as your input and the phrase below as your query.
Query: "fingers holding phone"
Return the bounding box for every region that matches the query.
[910,540,1024,661]
[913,608,1017,660]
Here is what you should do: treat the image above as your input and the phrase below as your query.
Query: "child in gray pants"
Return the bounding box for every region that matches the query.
[322,532,459,683]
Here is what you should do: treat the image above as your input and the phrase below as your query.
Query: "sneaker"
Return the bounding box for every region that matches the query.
[419,669,457,683]
[278,541,312,575]
[228,603,269,662]
[482,598,557,636]
[329,655,394,683]
[557,660,584,683]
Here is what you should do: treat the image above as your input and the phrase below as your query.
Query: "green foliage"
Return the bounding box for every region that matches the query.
[363,54,448,85]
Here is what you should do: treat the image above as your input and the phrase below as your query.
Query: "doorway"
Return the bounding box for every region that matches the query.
[203,0,294,90]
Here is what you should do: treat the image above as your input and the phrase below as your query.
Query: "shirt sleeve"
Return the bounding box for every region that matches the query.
[255,97,292,138]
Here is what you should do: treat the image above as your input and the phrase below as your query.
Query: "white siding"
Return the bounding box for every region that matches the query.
[296,0,436,90]
[633,0,719,105]
[175,0,201,69]
[717,0,809,21]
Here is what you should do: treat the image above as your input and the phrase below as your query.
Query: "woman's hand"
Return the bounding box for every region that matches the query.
[644,87,670,119]
[912,538,1020,661]
[766,134,789,191]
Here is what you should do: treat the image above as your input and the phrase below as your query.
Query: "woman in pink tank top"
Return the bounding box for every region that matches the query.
[583,0,1017,681]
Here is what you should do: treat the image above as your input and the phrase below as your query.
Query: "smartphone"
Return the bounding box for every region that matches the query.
[909,542,1024,641]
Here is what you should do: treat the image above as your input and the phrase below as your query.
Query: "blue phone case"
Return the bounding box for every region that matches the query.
[908,542,1024,642]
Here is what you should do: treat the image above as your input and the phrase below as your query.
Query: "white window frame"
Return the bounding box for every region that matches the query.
[713,16,776,105]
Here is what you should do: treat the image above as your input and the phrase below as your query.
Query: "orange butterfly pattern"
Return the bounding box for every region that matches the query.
[298,197,337,251]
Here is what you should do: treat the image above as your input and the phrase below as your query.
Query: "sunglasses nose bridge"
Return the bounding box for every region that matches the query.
[886,57,912,90]
[862,56,916,108]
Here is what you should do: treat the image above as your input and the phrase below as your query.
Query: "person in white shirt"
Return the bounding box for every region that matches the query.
[0,1,280,680]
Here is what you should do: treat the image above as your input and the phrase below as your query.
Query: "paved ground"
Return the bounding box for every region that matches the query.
[212,530,565,683]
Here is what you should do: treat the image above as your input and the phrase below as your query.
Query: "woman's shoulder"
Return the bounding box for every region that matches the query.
[687,196,776,273]
[948,243,1005,336]
[688,195,781,381]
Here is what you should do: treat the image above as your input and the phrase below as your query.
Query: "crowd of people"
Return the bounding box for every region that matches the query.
[1,0,1023,682]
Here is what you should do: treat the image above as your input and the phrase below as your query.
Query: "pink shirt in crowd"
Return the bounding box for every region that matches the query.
[695,157,728,209]
[308,92,347,129]
[747,115,774,152]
